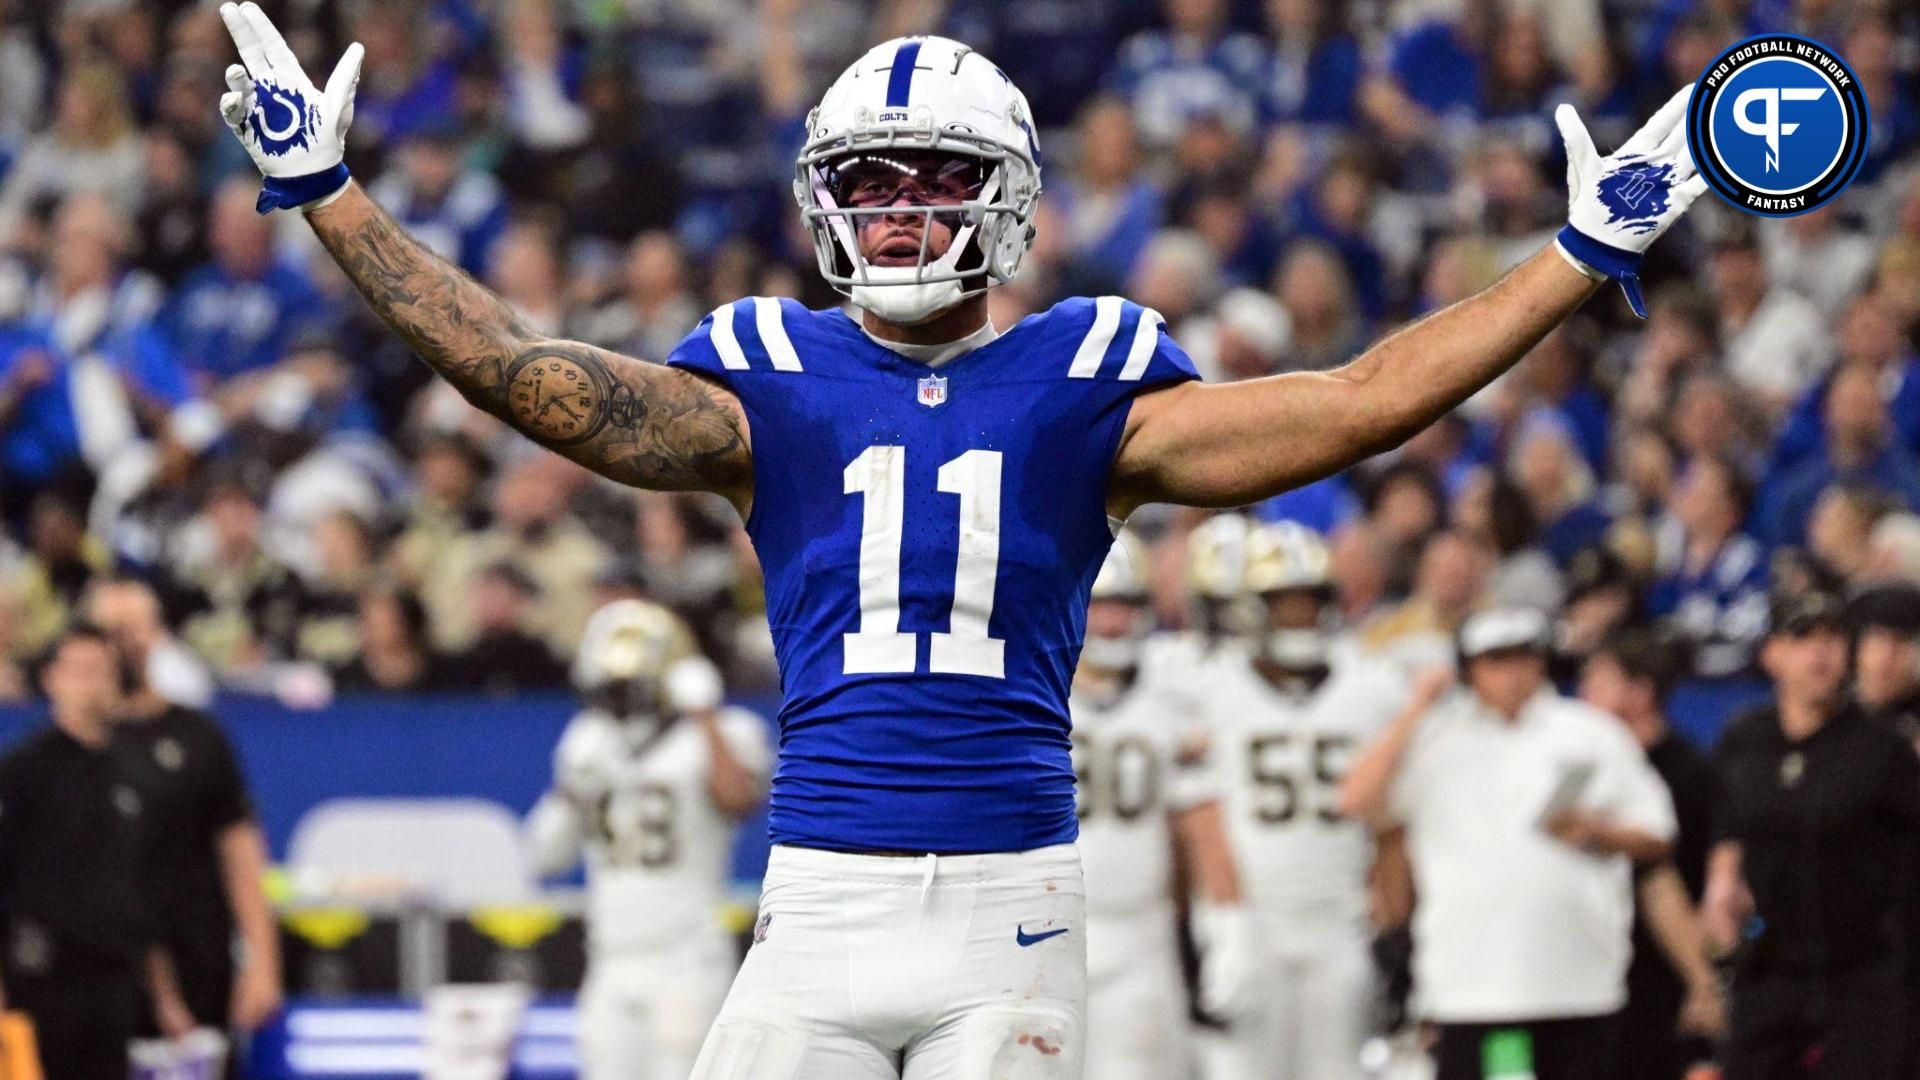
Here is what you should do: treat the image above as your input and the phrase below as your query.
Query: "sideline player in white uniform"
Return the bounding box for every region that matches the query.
[1072,533,1255,1080]
[525,600,770,1080]
[1203,524,1406,1080]
[215,4,1708,1071]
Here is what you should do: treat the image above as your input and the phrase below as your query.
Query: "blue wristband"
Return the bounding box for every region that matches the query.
[256,163,350,214]
[1555,224,1647,319]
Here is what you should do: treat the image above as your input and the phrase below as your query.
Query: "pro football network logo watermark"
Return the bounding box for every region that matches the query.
[1686,34,1869,217]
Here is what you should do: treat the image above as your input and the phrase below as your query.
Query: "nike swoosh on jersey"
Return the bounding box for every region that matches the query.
[1015,925,1070,947]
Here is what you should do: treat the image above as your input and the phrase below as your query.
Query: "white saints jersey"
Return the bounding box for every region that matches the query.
[1208,647,1406,923]
[544,707,772,954]
[1071,663,1216,920]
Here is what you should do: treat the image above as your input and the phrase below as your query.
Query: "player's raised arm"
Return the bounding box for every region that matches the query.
[213,3,750,506]
[1109,86,1707,519]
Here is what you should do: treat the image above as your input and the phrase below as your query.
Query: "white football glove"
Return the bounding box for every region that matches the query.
[1555,84,1709,318]
[217,1,363,213]
[1193,901,1261,1021]
[665,656,726,714]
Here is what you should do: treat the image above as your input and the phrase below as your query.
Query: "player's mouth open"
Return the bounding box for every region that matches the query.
[871,234,927,266]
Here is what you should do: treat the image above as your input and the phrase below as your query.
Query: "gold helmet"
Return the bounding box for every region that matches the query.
[1243,522,1338,670]
[1242,522,1334,597]
[1187,513,1255,601]
[572,599,696,712]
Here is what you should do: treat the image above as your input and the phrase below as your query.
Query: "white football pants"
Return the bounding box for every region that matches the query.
[1084,907,1192,1080]
[690,844,1086,1080]
[1199,915,1376,1080]
[579,931,736,1080]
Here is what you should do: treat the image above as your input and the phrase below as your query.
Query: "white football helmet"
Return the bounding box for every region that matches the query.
[572,599,695,720]
[1082,529,1152,674]
[795,36,1042,326]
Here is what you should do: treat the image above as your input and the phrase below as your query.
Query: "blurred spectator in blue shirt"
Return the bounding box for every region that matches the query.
[0,329,69,494]
[1361,0,1494,163]
[1649,453,1769,679]
[1510,413,1611,568]
[347,4,466,155]
[1260,0,1363,130]
[1762,362,1920,547]
[1769,295,1920,487]
[1108,0,1270,148]
[1847,12,1920,187]
[162,181,326,390]
[942,0,1155,128]
[498,1,590,157]
[1187,182,1283,290]
[1283,152,1387,318]
[27,194,187,415]
[1477,11,1564,156]
[1051,98,1165,295]
[1512,329,1610,475]
[366,128,510,279]
[0,195,194,498]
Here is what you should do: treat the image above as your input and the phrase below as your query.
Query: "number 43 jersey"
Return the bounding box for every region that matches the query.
[552,707,773,955]
[667,296,1198,854]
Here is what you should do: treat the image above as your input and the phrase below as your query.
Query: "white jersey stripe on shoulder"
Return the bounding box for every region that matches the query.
[1067,296,1125,378]
[1117,308,1165,381]
[754,296,804,372]
[709,303,750,370]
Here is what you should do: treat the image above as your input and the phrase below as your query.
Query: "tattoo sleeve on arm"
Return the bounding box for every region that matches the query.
[305,184,750,497]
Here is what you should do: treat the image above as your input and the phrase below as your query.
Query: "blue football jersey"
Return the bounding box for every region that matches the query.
[667,296,1199,853]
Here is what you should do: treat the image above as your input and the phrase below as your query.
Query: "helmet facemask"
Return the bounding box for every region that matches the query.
[796,111,1039,325]
[1258,587,1338,674]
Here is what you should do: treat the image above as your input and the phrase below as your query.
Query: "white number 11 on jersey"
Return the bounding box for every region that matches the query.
[843,446,1006,678]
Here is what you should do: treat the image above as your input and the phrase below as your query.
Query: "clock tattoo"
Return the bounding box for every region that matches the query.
[506,349,610,445]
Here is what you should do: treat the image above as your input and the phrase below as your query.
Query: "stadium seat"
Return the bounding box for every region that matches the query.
[286,798,540,908]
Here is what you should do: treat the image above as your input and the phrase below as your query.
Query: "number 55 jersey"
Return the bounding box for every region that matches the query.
[667,296,1198,853]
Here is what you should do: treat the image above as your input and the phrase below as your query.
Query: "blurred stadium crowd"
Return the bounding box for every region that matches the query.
[0,0,1916,705]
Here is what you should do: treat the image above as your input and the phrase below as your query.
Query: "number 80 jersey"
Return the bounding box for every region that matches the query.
[667,296,1199,853]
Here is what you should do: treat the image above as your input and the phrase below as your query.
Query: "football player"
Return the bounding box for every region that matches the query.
[1202,523,1406,1080]
[1072,532,1254,1080]
[525,600,770,1080]
[215,5,1706,1073]
[1182,512,1260,660]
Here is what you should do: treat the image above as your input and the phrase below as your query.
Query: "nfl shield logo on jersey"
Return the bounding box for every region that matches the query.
[916,374,948,408]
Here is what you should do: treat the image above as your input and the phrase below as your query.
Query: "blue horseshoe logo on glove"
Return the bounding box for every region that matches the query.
[249,80,318,158]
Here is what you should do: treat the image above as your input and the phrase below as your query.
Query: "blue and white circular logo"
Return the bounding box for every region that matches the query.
[1686,34,1868,217]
